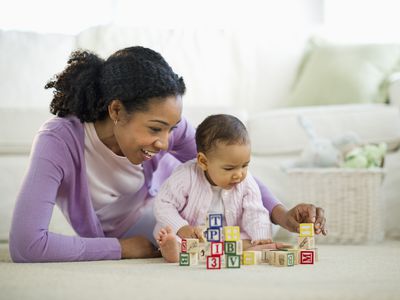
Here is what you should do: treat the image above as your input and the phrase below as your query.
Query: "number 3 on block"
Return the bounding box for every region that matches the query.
[206,256,221,270]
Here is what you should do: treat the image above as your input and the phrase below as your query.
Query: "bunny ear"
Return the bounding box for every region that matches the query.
[298,115,317,141]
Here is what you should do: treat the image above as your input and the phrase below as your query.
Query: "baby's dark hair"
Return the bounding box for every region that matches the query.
[195,114,249,154]
[45,46,186,122]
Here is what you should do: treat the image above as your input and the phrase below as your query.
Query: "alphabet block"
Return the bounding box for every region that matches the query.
[242,251,261,265]
[285,248,300,265]
[299,223,314,237]
[179,253,190,266]
[226,255,241,268]
[297,236,315,249]
[206,228,221,242]
[184,238,200,253]
[206,256,222,270]
[300,250,315,264]
[198,242,210,262]
[223,226,241,241]
[210,242,224,256]
[261,249,274,264]
[208,213,224,228]
[273,251,295,267]
[189,252,198,265]
[181,239,187,253]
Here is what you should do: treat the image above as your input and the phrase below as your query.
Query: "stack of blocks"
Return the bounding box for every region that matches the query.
[261,223,318,267]
[179,216,318,269]
[297,223,318,264]
[179,213,243,269]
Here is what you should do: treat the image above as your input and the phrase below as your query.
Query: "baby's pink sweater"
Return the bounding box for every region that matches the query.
[153,160,272,241]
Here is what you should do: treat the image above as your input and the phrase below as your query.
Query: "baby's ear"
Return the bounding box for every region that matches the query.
[197,152,208,171]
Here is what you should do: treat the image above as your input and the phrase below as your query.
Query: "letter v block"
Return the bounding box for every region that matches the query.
[226,255,241,268]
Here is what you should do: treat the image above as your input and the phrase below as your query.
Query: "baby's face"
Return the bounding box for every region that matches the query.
[204,142,251,190]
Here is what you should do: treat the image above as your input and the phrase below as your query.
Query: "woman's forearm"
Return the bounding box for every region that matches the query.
[270,204,289,230]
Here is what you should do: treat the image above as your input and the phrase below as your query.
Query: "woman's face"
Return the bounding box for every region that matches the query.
[114,95,182,165]
[201,141,251,190]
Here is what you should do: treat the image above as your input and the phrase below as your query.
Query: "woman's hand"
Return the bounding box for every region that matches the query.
[272,204,327,235]
[119,236,160,259]
[286,203,327,235]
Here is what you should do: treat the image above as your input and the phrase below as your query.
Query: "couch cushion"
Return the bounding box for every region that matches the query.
[0,29,75,108]
[248,104,400,155]
[287,38,400,107]
[75,25,308,111]
[0,108,52,154]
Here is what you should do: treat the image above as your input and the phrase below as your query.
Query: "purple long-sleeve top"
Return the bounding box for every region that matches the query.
[9,115,281,262]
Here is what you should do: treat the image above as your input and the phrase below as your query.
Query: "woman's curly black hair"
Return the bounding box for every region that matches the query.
[45,46,186,122]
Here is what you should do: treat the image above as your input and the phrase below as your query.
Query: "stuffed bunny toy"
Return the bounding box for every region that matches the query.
[282,116,361,169]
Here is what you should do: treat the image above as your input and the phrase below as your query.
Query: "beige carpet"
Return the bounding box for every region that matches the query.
[1,241,399,300]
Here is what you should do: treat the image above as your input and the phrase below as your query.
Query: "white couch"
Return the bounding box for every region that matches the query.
[1,25,400,242]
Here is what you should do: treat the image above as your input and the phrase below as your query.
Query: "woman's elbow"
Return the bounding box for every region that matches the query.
[9,231,48,263]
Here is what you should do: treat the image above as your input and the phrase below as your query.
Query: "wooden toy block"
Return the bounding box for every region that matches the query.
[226,255,241,268]
[300,250,315,264]
[299,223,314,237]
[206,256,222,270]
[184,238,200,253]
[220,254,226,266]
[261,249,274,264]
[189,252,198,265]
[223,226,241,241]
[206,228,221,242]
[235,240,243,255]
[208,213,224,228]
[224,240,243,255]
[308,248,318,262]
[242,251,262,265]
[210,242,224,256]
[297,236,315,249]
[273,251,295,267]
[224,226,241,241]
[181,239,187,253]
[285,248,300,265]
[225,241,236,255]
[198,242,210,262]
[179,252,190,266]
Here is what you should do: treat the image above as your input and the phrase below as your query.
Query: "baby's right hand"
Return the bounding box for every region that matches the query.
[177,225,204,240]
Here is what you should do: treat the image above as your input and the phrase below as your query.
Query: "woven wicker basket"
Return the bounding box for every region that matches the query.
[287,168,385,244]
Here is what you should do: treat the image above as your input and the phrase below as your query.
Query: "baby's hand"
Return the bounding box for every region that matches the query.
[177,225,204,240]
[244,239,293,251]
[251,239,273,246]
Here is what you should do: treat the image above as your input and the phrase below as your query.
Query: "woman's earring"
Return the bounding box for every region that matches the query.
[114,119,118,126]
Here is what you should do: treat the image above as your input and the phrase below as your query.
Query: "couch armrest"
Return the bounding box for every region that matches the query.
[388,72,400,107]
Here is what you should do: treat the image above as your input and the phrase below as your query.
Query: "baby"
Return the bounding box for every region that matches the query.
[153,114,275,262]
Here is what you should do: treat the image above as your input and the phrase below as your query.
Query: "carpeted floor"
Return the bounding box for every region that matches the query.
[0,241,399,300]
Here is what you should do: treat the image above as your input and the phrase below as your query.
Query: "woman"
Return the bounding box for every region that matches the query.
[9,46,326,262]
